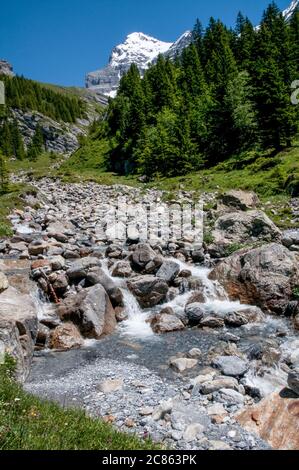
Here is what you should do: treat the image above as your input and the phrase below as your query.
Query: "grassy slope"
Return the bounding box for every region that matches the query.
[0,361,159,451]
[3,142,298,237]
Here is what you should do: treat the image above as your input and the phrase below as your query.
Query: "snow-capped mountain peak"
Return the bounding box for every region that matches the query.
[109,32,172,69]
[86,1,298,98]
[283,0,298,21]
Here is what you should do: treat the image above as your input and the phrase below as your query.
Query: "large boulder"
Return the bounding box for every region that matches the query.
[0,286,38,381]
[219,190,260,212]
[127,275,168,308]
[66,257,101,281]
[49,323,83,350]
[236,391,299,450]
[210,243,299,314]
[211,210,281,250]
[156,260,180,284]
[131,243,162,273]
[57,284,116,339]
[86,267,123,307]
[151,312,185,334]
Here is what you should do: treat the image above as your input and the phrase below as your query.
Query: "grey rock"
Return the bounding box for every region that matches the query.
[156,260,180,283]
[213,356,249,377]
[288,369,299,396]
[128,275,168,308]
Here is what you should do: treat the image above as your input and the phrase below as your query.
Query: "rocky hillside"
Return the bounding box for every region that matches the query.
[0,62,105,156]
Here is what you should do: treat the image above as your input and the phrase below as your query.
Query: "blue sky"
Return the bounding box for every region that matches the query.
[0,0,292,87]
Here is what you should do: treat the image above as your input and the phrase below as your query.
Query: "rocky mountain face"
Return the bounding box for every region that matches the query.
[86,32,175,98]
[86,0,298,98]
[86,31,193,97]
[0,60,15,77]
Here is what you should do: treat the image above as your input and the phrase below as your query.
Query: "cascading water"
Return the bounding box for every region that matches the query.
[101,260,155,339]
[167,258,252,319]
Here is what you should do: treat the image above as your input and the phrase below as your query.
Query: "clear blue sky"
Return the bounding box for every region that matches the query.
[0,0,292,87]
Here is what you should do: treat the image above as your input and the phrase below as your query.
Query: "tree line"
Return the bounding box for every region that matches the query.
[0,118,45,162]
[97,2,299,177]
[0,75,86,123]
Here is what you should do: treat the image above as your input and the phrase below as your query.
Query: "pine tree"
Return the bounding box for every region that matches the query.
[27,125,44,161]
[10,120,25,160]
[251,3,297,149]
[0,150,9,194]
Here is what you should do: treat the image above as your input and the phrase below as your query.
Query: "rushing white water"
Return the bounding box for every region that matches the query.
[245,366,288,397]
[101,260,155,339]
[120,289,155,339]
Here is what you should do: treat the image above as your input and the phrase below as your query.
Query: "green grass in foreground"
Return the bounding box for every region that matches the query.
[0,359,159,451]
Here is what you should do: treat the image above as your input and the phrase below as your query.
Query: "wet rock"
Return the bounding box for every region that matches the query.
[210,243,299,315]
[86,267,123,307]
[236,391,299,450]
[156,260,180,284]
[66,257,101,281]
[57,284,116,339]
[127,275,168,308]
[288,369,299,396]
[224,307,264,327]
[112,261,132,278]
[200,315,225,328]
[185,303,205,325]
[213,356,249,377]
[131,243,160,272]
[151,313,185,334]
[170,358,198,373]
[0,272,9,293]
[49,323,83,350]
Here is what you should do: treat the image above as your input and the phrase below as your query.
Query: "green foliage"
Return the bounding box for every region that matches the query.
[203,231,214,245]
[0,150,9,194]
[27,125,44,161]
[224,243,244,257]
[292,286,299,300]
[84,2,298,179]
[0,119,25,159]
[0,356,159,451]
[0,75,86,123]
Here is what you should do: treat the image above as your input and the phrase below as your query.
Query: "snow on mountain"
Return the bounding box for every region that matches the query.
[283,0,298,21]
[86,33,172,98]
[86,1,298,98]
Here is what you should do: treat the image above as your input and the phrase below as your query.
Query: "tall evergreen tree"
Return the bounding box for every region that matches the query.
[0,150,9,194]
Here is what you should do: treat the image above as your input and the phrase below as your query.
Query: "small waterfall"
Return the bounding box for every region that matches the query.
[120,289,155,339]
[101,260,155,339]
